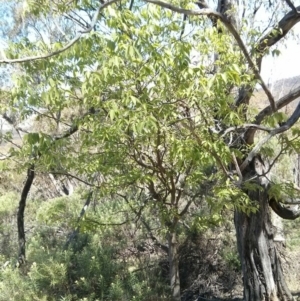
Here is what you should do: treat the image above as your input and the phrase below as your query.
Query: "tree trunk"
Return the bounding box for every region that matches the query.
[17,165,35,266]
[167,230,181,301]
[234,160,292,301]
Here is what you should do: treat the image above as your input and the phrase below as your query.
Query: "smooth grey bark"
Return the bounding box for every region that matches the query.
[167,230,181,301]
[65,191,93,249]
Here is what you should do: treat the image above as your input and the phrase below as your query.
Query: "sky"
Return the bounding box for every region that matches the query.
[261,40,300,82]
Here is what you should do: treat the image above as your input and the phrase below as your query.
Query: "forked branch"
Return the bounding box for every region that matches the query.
[283,0,298,14]
[246,84,300,143]
[240,102,300,171]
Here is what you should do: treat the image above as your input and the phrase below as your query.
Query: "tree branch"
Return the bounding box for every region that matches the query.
[145,0,222,17]
[220,124,273,137]
[232,152,243,185]
[145,0,276,111]
[256,5,300,69]
[46,171,100,188]
[84,217,129,226]
[65,191,93,249]
[17,108,98,143]
[118,192,169,253]
[283,0,299,14]
[182,120,231,178]
[240,101,300,171]
[0,153,12,160]
[255,85,300,125]
[236,4,300,110]
[269,198,300,220]
[0,0,119,64]
[246,85,300,144]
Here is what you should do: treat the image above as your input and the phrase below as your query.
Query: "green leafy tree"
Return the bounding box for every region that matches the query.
[1,0,300,300]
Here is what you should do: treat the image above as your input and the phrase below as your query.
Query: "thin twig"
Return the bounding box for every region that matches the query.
[85,217,129,226]
[43,171,100,188]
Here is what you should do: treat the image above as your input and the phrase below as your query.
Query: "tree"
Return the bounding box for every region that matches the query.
[1,0,300,300]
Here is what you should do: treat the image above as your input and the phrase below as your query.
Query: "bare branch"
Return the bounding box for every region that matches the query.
[256,5,300,69]
[280,200,300,205]
[47,171,100,188]
[65,191,93,248]
[84,217,129,226]
[0,153,12,160]
[255,85,300,125]
[145,0,222,16]
[181,120,231,178]
[118,192,169,253]
[269,198,300,220]
[246,85,300,143]
[232,152,243,185]
[221,124,273,137]
[179,198,193,217]
[283,0,298,15]
[0,0,119,64]
[63,13,88,29]
[129,0,135,10]
[2,112,14,125]
[196,1,209,9]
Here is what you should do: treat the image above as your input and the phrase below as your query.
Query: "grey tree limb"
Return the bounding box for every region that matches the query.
[256,5,300,70]
[269,198,300,220]
[240,101,300,171]
[0,0,119,64]
[245,85,300,143]
[65,191,93,249]
[283,0,298,14]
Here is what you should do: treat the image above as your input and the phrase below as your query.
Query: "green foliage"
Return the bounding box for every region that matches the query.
[2,3,260,234]
[221,248,241,271]
[284,216,300,250]
[0,192,170,301]
[2,0,300,299]
[0,192,19,257]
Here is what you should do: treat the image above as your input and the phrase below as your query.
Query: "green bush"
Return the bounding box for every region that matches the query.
[0,191,170,301]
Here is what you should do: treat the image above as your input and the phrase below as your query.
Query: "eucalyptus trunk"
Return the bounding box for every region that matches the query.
[234,160,293,301]
[167,230,181,301]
